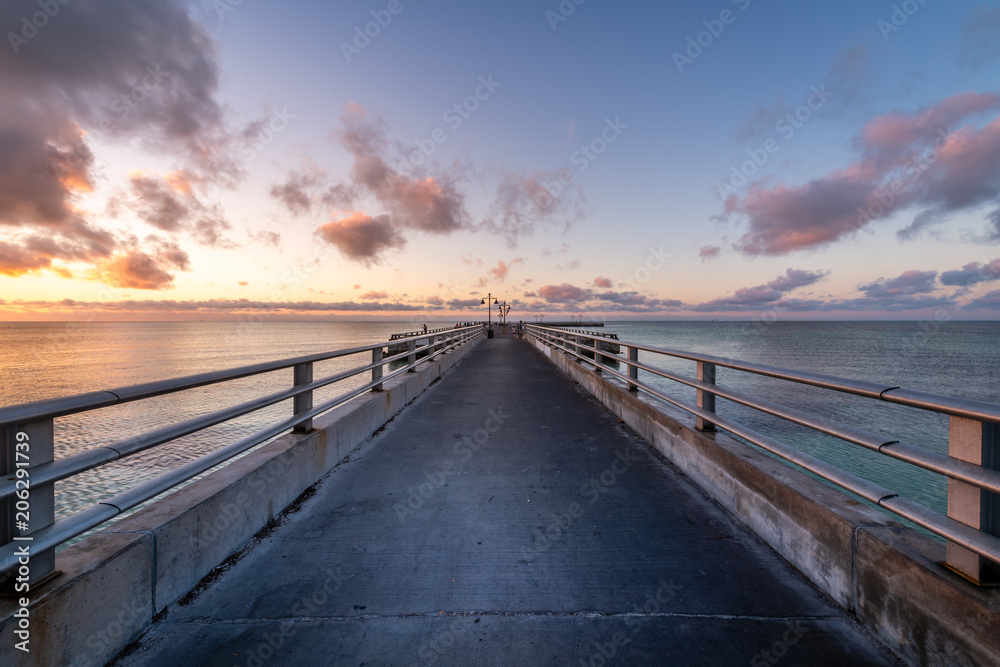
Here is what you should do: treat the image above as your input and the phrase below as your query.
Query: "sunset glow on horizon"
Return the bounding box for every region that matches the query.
[2,1,1000,321]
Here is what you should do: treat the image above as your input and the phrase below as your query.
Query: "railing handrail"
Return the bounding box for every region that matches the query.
[0,326,482,428]
[0,326,483,576]
[553,328,619,340]
[528,325,1000,424]
[525,323,1000,572]
[388,327,453,340]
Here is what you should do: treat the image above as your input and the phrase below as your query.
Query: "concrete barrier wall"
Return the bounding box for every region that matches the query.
[528,335,1000,667]
[0,336,481,667]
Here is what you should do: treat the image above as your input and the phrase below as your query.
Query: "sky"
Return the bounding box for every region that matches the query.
[1,0,1000,321]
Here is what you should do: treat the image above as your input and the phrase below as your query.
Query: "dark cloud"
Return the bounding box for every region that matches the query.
[269,168,324,216]
[963,289,1000,309]
[359,290,388,300]
[0,0,244,284]
[939,259,1000,286]
[117,171,236,249]
[728,92,1000,255]
[858,270,936,298]
[690,269,827,311]
[316,212,405,263]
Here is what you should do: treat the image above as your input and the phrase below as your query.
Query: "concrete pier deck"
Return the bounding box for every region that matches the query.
[113,337,900,666]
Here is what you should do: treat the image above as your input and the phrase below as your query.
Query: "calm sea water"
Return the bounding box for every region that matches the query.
[2,320,998,540]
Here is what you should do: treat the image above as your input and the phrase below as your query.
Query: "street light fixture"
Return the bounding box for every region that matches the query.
[479,293,499,332]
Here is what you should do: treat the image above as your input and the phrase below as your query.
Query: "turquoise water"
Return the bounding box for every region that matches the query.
[604,321,1000,520]
[1,320,998,533]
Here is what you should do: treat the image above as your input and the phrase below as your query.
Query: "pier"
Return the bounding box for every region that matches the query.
[1,327,998,665]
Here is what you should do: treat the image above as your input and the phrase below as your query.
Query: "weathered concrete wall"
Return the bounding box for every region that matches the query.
[0,337,481,667]
[528,334,1000,667]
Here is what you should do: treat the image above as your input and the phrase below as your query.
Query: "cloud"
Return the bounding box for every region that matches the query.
[90,241,190,290]
[485,258,523,283]
[593,291,684,310]
[858,270,936,298]
[316,211,405,263]
[359,290,388,300]
[480,169,587,247]
[963,289,1000,309]
[269,167,324,216]
[727,92,1000,255]
[699,246,721,261]
[594,276,612,288]
[337,103,467,234]
[238,281,248,286]
[961,5,1000,68]
[426,296,444,306]
[939,259,1000,286]
[248,229,281,247]
[0,0,249,283]
[538,283,593,303]
[118,170,236,248]
[690,269,827,311]
[447,298,482,308]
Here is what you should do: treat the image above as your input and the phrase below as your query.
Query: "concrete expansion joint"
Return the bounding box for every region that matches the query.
[172,611,840,625]
[102,528,158,617]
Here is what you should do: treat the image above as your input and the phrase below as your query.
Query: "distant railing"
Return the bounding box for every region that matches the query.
[551,328,619,340]
[526,324,1000,582]
[389,327,453,341]
[0,326,483,582]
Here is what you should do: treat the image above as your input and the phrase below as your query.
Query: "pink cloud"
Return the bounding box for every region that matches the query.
[594,276,612,288]
[316,211,405,263]
[728,92,1000,255]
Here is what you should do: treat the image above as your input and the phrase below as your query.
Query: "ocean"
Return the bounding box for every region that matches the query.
[2,320,998,541]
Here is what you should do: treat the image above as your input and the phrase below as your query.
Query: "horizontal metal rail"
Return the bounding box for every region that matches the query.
[0,328,464,429]
[526,324,1000,570]
[389,327,452,340]
[0,326,482,576]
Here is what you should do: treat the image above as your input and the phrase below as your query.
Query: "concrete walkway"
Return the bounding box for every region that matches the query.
[114,337,899,666]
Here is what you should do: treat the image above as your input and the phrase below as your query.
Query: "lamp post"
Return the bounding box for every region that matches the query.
[479,293,498,333]
[497,300,511,329]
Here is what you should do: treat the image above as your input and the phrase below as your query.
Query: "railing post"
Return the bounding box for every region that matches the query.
[628,346,639,392]
[292,362,313,433]
[1,419,56,593]
[696,361,717,432]
[407,338,417,372]
[946,417,1000,584]
[592,338,602,373]
[372,347,384,391]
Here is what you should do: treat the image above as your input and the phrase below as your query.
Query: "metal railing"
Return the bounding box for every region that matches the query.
[388,327,453,341]
[0,326,482,581]
[527,324,1000,583]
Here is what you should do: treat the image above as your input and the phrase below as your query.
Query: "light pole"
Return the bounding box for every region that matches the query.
[498,300,511,328]
[479,293,498,334]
